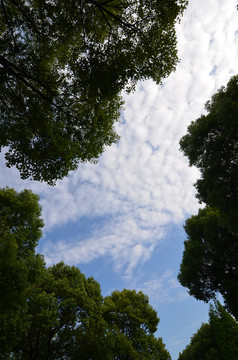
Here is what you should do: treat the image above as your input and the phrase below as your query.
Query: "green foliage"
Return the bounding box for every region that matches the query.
[178,206,238,320]
[178,323,219,360]
[0,0,187,184]
[10,279,171,359]
[0,187,44,252]
[0,187,44,355]
[103,289,159,337]
[209,301,238,360]
[13,262,105,360]
[179,75,238,321]
[102,289,171,359]
[180,75,238,233]
[178,301,238,360]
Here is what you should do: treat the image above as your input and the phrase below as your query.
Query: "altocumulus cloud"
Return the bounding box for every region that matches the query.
[1,0,238,278]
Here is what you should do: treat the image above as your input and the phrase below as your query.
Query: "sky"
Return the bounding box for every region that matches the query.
[1,1,238,359]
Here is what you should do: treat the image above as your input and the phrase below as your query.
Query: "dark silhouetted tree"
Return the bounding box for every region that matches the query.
[180,75,238,234]
[178,301,238,360]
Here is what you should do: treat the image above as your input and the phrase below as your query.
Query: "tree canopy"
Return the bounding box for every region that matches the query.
[178,75,238,320]
[180,75,238,233]
[102,289,171,359]
[178,206,238,320]
[9,271,171,359]
[0,187,171,359]
[13,261,106,360]
[178,301,238,360]
[0,0,187,184]
[0,187,44,355]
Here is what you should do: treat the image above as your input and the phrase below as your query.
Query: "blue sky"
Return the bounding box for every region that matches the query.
[1,0,238,358]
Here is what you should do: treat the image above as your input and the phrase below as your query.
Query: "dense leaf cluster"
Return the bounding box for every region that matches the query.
[180,75,238,234]
[178,206,238,319]
[0,187,44,353]
[178,301,238,360]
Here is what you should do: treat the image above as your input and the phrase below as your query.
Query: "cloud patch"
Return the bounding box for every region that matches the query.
[0,0,237,278]
[137,270,189,304]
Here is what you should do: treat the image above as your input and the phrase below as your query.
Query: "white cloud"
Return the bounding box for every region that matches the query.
[136,270,189,305]
[41,215,161,278]
[1,0,237,278]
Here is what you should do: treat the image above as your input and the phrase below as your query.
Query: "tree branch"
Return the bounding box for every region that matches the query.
[1,0,18,49]
[89,0,140,34]
[0,56,79,122]
[8,0,43,36]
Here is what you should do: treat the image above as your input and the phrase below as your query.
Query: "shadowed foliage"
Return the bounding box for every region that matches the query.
[178,301,238,360]
[180,75,238,234]
[178,206,238,320]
